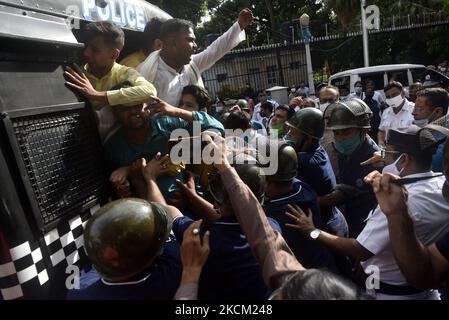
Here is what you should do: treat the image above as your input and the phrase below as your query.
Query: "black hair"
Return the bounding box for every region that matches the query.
[224,111,251,131]
[417,88,449,115]
[276,104,295,120]
[182,85,212,111]
[281,269,372,300]
[160,19,194,41]
[142,18,163,51]
[261,102,274,113]
[384,81,404,93]
[84,21,125,50]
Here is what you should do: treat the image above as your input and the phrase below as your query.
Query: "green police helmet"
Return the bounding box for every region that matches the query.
[83,198,172,282]
[209,161,266,206]
[286,108,325,139]
[324,99,372,130]
[267,143,298,182]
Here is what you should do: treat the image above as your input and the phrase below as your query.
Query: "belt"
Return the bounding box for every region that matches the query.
[375,281,425,296]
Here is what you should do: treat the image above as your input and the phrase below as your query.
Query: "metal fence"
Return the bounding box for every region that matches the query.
[203,43,319,99]
[202,11,449,100]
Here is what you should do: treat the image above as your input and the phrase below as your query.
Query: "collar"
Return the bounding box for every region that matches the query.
[267,179,303,204]
[214,216,240,225]
[158,55,185,75]
[84,62,118,81]
[101,270,152,286]
[392,99,414,113]
[402,171,439,179]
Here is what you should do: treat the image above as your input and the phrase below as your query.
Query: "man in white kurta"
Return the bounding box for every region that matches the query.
[137,9,253,106]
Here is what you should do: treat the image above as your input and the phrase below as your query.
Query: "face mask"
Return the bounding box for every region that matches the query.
[334,134,361,156]
[355,87,363,94]
[413,119,429,128]
[386,95,404,108]
[319,102,330,111]
[216,106,223,112]
[382,154,405,176]
[270,124,285,137]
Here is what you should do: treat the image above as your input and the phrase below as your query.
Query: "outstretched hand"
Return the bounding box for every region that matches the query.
[181,220,211,276]
[65,64,102,101]
[238,8,253,30]
[285,204,316,236]
[140,152,171,181]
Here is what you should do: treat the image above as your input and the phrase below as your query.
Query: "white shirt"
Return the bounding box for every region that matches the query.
[252,100,279,122]
[150,22,245,106]
[379,99,415,133]
[357,172,449,286]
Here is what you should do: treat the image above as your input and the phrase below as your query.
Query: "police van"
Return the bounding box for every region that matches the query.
[0,0,170,300]
[329,64,426,93]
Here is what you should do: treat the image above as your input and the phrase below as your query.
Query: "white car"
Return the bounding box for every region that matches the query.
[328,64,426,97]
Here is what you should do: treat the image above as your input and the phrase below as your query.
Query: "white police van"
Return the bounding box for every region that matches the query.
[329,64,426,94]
[0,0,170,300]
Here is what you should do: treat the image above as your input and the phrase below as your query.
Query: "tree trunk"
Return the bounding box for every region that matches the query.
[264,0,278,42]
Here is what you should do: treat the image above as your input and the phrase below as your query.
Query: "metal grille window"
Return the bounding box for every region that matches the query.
[267,65,277,85]
[6,108,105,228]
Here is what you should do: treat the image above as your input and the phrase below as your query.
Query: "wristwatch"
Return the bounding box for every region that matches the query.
[310,229,321,240]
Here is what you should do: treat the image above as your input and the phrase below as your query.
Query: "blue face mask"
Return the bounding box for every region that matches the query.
[334,134,361,156]
[354,87,363,94]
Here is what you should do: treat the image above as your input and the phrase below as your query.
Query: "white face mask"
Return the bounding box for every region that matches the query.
[382,154,405,176]
[386,95,404,108]
[413,119,429,128]
[319,102,330,111]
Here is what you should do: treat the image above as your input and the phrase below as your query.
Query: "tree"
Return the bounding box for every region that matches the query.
[146,0,207,25]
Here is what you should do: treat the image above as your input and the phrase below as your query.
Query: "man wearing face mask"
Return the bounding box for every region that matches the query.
[352,81,364,99]
[320,99,380,238]
[412,88,449,172]
[378,82,415,148]
[364,117,449,292]
[285,108,349,238]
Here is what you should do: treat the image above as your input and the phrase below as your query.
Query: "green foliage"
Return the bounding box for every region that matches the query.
[146,0,207,25]
[216,84,247,100]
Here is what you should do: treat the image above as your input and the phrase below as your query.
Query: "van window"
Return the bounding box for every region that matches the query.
[360,73,385,90]
[387,70,408,86]
[411,68,427,83]
[330,76,350,88]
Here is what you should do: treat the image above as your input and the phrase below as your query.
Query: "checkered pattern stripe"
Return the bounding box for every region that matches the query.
[44,208,98,268]
[0,241,49,300]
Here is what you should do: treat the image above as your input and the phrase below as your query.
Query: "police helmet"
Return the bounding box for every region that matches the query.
[287,108,325,139]
[324,98,372,130]
[84,198,172,281]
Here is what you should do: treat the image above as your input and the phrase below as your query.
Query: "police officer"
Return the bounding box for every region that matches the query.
[321,99,381,238]
[366,118,449,292]
[67,198,181,300]
[286,108,348,238]
[263,143,339,272]
[143,154,281,300]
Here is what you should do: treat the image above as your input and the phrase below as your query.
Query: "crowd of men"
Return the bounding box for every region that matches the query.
[63,8,449,301]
